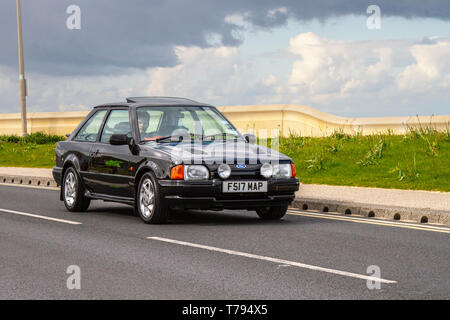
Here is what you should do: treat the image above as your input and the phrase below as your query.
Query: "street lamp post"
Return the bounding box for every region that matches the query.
[16,0,27,137]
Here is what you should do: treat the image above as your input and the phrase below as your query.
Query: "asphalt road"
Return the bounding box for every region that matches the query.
[0,184,449,299]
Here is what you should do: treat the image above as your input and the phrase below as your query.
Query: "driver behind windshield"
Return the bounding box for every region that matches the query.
[137,107,239,142]
[138,110,150,135]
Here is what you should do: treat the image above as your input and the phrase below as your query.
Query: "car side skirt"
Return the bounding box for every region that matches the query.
[84,190,135,206]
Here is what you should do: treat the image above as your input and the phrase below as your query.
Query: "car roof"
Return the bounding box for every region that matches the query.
[93,96,213,109]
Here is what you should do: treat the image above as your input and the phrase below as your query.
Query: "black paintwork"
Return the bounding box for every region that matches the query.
[53,97,299,210]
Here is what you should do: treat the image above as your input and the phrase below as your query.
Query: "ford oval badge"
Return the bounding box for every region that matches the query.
[236,164,247,169]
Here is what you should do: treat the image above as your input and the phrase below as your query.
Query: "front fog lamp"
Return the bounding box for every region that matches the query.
[184,165,209,181]
[260,163,273,178]
[217,164,231,179]
[273,163,292,178]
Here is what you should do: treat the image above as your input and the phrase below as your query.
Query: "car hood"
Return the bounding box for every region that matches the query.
[139,141,291,163]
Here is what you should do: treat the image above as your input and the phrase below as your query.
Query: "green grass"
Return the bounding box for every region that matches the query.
[270,129,450,192]
[0,131,448,191]
[0,132,64,168]
[0,142,58,168]
[0,132,65,144]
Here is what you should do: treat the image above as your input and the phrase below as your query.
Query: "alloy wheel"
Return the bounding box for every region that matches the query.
[139,178,155,218]
[64,171,76,207]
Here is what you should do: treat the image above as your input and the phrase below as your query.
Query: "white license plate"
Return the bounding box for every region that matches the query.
[222,181,267,193]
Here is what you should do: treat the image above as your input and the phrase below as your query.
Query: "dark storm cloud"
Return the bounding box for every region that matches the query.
[1,0,450,75]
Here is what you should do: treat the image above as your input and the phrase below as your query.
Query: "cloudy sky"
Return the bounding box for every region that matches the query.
[1,0,450,117]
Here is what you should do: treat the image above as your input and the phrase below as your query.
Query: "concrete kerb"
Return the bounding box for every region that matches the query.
[291,198,450,226]
[0,174,58,188]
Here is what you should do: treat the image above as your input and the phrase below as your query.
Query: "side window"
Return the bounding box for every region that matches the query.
[100,109,131,143]
[74,110,107,142]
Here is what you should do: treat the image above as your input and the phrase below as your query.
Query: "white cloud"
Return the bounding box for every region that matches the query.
[288,32,394,96]
[1,32,449,117]
[0,66,20,113]
[267,7,288,18]
[396,39,450,91]
[0,66,151,113]
[263,75,277,86]
[224,13,249,27]
[285,32,450,115]
[145,46,260,104]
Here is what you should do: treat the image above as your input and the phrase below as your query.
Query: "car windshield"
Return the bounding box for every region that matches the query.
[136,106,241,142]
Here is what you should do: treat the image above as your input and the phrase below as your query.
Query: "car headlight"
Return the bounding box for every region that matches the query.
[260,163,273,178]
[217,164,231,179]
[184,165,210,180]
[273,163,292,179]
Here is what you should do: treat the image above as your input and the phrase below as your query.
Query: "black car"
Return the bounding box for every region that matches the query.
[53,97,299,224]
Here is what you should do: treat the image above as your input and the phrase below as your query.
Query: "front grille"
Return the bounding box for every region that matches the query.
[228,172,262,179]
[212,169,264,180]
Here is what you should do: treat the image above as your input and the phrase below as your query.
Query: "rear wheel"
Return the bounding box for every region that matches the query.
[136,172,169,224]
[256,204,288,220]
[62,167,91,212]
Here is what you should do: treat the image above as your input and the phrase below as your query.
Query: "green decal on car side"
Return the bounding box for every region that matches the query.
[105,160,123,168]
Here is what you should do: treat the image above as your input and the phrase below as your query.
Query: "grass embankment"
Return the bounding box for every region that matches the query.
[0,132,63,168]
[0,130,448,191]
[275,129,450,192]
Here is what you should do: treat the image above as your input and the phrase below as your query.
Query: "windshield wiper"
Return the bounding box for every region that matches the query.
[202,133,241,141]
[155,136,179,143]
[155,134,202,143]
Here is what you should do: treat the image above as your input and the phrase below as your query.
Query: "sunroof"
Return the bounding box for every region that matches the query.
[126,96,197,103]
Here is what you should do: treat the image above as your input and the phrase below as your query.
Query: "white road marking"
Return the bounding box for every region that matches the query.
[0,208,82,225]
[287,209,450,233]
[147,236,397,284]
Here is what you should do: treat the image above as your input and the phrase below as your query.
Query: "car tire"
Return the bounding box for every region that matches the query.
[136,172,169,224]
[256,204,288,220]
[62,167,91,212]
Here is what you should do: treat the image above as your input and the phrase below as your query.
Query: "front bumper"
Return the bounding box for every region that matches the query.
[159,178,299,210]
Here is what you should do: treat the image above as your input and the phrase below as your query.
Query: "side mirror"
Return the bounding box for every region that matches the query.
[243,133,256,144]
[110,134,140,154]
[110,134,128,145]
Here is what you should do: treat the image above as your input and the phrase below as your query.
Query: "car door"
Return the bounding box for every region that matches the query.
[88,108,134,198]
[70,109,108,191]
